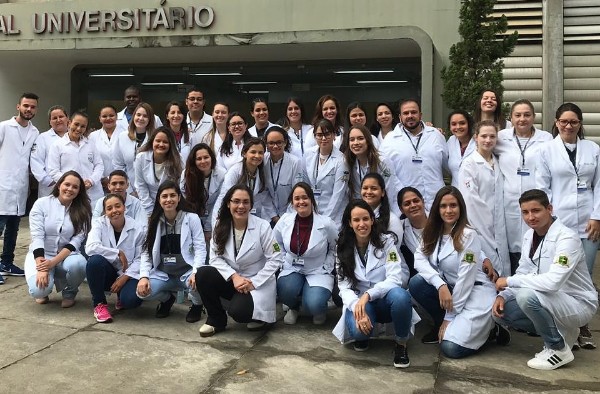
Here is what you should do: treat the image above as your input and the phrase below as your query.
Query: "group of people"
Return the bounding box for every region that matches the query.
[0,87,597,371]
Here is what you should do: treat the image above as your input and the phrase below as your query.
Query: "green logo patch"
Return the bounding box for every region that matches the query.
[273,242,281,253]
[463,251,475,263]
[556,254,569,267]
[387,251,398,263]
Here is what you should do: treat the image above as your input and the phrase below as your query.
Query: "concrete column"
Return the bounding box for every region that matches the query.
[542,0,563,130]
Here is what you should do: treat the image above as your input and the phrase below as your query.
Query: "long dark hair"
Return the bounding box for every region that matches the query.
[361,173,390,229]
[143,180,193,260]
[370,102,399,137]
[421,186,469,256]
[203,101,230,153]
[312,94,342,133]
[288,182,318,213]
[398,186,425,219]
[183,143,215,217]
[447,110,474,137]
[339,102,367,153]
[165,101,190,144]
[139,127,183,181]
[51,170,92,236]
[239,138,266,193]
[473,89,507,129]
[337,200,387,290]
[127,102,155,141]
[286,97,308,125]
[552,102,585,139]
[220,112,252,156]
[213,185,254,256]
[344,125,381,195]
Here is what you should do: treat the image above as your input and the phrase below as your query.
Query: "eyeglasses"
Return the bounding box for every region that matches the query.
[187,97,204,102]
[267,141,285,147]
[315,132,333,140]
[230,199,251,206]
[229,122,245,128]
[557,119,581,128]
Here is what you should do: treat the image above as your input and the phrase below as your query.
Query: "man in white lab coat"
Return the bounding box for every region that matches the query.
[493,189,598,370]
[185,87,213,145]
[0,93,40,283]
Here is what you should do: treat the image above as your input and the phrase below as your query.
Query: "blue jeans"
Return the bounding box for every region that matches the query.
[493,288,565,350]
[277,272,331,317]
[136,274,201,305]
[0,215,21,264]
[344,287,412,342]
[26,254,87,299]
[86,254,142,308]
[581,238,598,276]
[441,340,477,358]
[408,274,445,327]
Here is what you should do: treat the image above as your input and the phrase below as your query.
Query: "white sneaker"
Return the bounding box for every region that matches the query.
[312,313,326,325]
[527,346,574,370]
[284,309,299,325]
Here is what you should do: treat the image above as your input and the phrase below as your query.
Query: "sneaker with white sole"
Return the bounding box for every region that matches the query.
[0,263,25,276]
[94,303,113,323]
[578,325,596,350]
[283,309,299,325]
[393,343,410,368]
[527,346,574,370]
[0,273,4,284]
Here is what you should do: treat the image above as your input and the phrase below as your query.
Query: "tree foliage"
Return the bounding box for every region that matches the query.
[441,0,519,112]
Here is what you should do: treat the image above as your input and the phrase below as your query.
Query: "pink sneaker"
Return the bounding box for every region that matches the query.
[94,303,113,323]
[115,299,124,311]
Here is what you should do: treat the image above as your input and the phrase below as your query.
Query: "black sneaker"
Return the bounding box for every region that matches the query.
[0,263,25,276]
[421,328,439,344]
[393,343,410,368]
[353,340,369,352]
[155,294,176,318]
[495,324,511,346]
[186,304,204,323]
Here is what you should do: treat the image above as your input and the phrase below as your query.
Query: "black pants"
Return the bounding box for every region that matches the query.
[196,266,254,327]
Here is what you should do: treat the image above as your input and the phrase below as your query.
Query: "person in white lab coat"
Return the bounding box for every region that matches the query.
[274,183,337,325]
[197,185,283,337]
[332,199,416,368]
[115,86,162,133]
[112,102,157,194]
[473,89,511,131]
[89,105,120,192]
[495,99,552,273]
[248,98,276,138]
[134,127,183,214]
[136,180,206,322]
[263,126,307,223]
[305,118,349,227]
[180,143,226,245]
[397,187,428,278]
[493,189,598,370]
[0,92,40,280]
[283,96,312,158]
[47,110,104,207]
[201,102,230,156]
[304,94,344,149]
[360,173,403,245]
[458,120,510,276]
[92,170,146,227]
[409,186,501,358]
[31,105,68,198]
[185,87,213,145]
[380,99,449,210]
[24,171,91,307]
[446,110,476,188]
[85,194,145,323]
[212,138,273,225]
[164,101,192,164]
[345,124,401,216]
[216,112,254,170]
[369,102,399,144]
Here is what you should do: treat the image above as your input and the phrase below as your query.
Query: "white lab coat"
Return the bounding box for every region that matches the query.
[264,152,308,217]
[287,124,313,158]
[536,136,600,238]
[176,135,193,165]
[458,151,510,276]
[500,219,598,347]
[216,142,244,170]
[380,123,449,210]
[112,131,147,193]
[332,234,418,343]
[85,215,145,279]
[187,112,213,146]
[139,211,206,282]
[274,212,337,290]
[495,128,552,252]
[413,228,496,350]
[0,117,39,215]
[373,205,403,246]
[208,215,284,323]
[201,130,225,158]
[134,150,183,214]
[304,126,344,150]
[116,108,162,134]
[304,145,348,226]
[47,133,104,206]
[348,157,403,216]
[30,128,62,197]
[447,135,476,187]
[248,121,277,138]
[92,194,147,229]
[89,128,122,177]
[179,166,227,232]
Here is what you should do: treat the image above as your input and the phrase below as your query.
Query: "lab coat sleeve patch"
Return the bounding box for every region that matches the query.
[273,242,281,253]
[387,251,399,263]
[462,250,475,264]
[555,254,569,267]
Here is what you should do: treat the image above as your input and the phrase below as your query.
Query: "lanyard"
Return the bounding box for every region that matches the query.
[270,155,284,192]
[232,226,247,257]
[295,127,304,154]
[404,129,422,154]
[188,119,201,133]
[513,129,533,167]
[247,173,256,192]
[357,244,369,267]
[313,149,332,183]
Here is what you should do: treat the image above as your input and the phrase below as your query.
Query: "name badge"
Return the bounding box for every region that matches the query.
[313,189,322,196]
[250,208,257,214]
[577,181,588,191]
[517,167,530,176]
[411,155,423,163]
[163,255,176,265]
[293,258,305,266]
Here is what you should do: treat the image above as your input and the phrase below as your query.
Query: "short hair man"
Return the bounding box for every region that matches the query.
[0,93,40,282]
[493,189,598,370]
[92,170,146,227]
[115,86,162,132]
[185,87,213,145]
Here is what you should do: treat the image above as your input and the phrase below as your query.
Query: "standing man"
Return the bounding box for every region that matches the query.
[379,99,448,210]
[185,87,213,146]
[0,93,40,283]
[115,85,162,133]
[493,189,598,370]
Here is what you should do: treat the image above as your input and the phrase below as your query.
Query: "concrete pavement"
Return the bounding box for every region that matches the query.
[1,218,599,393]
